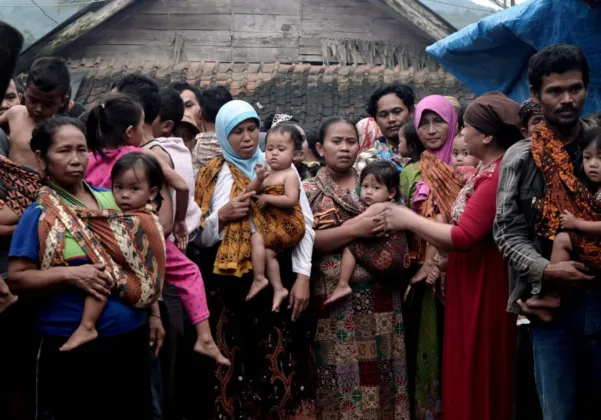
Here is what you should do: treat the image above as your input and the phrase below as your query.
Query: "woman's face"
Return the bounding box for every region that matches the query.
[319,121,359,172]
[462,124,488,160]
[39,125,89,188]
[228,119,259,159]
[417,110,449,150]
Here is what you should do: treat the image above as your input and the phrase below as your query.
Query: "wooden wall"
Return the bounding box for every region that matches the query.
[61,0,432,65]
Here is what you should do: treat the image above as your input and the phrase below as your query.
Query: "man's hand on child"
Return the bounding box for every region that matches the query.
[559,211,578,230]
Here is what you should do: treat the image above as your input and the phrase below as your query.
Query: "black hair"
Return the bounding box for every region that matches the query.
[111,152,165,210]
[457,106,466,130]
[169,82,202,104]
[319,116,359,144]
[113,73,160,124]
[26,57,70,96]
[584,112,601,128]
[366,84,416,118]
[266,122,304,151]
[581,126,601,191]
[359,160,400,202]
[199,86,233,124]
[400,120,425,159]
[304,128,321,159]
[86,94,143,157]
[58,85,73,114]
[158,87,184,128]
[263,113,300,132]
[528,44,590,94]
[30,116,86,158]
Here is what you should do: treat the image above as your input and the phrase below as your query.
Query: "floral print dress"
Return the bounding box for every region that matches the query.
[304,168,410,420]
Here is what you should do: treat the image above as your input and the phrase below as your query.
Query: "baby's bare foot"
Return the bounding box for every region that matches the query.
[194,335,230,366]
[60,324,98,351]
[325,285,352,305]
[246,276,269,301]
[272,288,289,312]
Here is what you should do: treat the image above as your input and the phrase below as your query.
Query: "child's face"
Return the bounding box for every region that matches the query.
[24,83,67,122]
[398,128,411,158]
[524,114,544,138]
[452,135,479,169]
[112,167,158,211]
[583,141,601,185]
[360,174,394,206]
[265,132,296,171]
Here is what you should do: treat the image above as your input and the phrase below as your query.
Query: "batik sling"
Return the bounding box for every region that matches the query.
[531,124,601,268]
[37,186,166,308]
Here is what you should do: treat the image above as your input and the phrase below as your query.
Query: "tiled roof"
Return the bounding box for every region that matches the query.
[69,58,475,127]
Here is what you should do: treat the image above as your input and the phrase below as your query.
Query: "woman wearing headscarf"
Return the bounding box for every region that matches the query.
[377,92,522,420]
[193,101,316,419]
[398,95,460,420]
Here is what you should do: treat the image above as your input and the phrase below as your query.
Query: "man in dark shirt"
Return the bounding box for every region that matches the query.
[366,83,415,150]
[494,44,599,419]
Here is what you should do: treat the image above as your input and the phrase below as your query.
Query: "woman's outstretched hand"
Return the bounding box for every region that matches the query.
[373,204,411,234]
[218,191,256,224]
[68,263,113,300]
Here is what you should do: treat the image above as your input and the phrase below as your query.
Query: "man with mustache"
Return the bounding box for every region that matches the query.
[494,44,599,419]
[365,83,415,169]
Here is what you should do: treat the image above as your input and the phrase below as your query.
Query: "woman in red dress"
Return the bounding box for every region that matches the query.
[376,92,522,420]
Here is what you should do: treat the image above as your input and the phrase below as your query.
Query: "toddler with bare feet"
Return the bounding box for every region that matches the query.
[0,57,70,228]
[326,161,401,305]
[245,123,306,312]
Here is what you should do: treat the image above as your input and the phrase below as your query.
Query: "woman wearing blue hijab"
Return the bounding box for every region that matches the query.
[191,100,317,418]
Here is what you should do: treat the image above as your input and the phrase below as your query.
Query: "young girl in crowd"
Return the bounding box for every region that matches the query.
[77,95,229,364]
[245,123,306,312]
[451,131,479,173]
[325,160,402,304]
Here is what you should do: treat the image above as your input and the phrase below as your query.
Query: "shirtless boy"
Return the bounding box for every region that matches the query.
[0,57,69,171]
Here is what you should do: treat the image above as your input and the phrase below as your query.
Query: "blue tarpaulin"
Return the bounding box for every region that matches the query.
[426,0,601,114]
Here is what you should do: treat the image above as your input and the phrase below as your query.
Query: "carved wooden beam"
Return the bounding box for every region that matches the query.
[17,0,136,72]
[367,0,455,41]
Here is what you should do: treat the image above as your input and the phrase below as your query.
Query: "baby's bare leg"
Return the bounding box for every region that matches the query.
[325,247,354,305]
[60,295,107,351]
[264,248,288,312]
[247,232,269,301]
[551,232,573,263]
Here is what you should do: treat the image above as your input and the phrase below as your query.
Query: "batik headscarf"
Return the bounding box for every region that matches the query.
[412,95,458,208]
[215,100,264,179]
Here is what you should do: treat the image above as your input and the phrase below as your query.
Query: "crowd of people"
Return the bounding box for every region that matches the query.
[0,42,599,420]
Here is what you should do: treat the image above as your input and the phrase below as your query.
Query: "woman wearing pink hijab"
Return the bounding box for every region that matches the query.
[397,95,458,420]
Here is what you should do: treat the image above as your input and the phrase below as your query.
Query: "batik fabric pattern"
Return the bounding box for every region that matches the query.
[37,185,165,308]
[0,155,43,216]
[531,124,601,268]
[304,167,410,420]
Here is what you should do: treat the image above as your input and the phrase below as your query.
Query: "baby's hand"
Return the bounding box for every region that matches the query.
[255,164,269,181]
[256,194,269,210]
[559,211,578,230]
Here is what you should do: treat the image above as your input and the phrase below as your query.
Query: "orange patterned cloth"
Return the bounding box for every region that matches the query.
[0,155,43,216]
[531,124,601,268]
[531,124,601,239]
[37,186,165,308]
[419,150,467,223]
[195,156,305,277]
[254,184,305,251]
